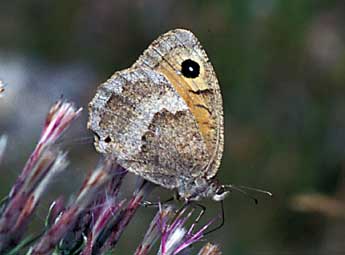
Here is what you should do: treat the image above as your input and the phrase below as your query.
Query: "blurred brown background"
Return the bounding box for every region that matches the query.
[1,0,345,254]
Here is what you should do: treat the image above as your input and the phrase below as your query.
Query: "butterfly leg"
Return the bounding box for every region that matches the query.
[179,200,226,235]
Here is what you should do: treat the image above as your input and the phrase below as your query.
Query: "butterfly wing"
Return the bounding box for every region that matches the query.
[133,29,224,179]
[88,67,210,189]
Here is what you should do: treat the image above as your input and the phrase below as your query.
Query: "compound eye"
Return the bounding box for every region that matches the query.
[181,59,200,78]
[216,186,226,195]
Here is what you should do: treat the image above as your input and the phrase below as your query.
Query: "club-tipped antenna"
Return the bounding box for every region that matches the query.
[235,185,273,197]
[224,184,259,204]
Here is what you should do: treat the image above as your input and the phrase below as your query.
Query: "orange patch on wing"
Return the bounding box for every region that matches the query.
[157,63,215,152]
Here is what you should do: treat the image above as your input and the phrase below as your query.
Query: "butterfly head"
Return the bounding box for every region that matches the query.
[207,180,230,202]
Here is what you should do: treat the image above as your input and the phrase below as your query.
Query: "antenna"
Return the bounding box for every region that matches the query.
[235,185,273,197]
[224,184,272,204]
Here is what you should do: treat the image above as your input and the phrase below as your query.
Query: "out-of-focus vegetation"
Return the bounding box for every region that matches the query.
[1,0,345,254]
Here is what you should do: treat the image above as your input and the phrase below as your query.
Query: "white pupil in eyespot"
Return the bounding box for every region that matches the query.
[181,59,200,78]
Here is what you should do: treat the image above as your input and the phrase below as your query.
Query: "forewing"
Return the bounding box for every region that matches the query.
[133,29,224,179]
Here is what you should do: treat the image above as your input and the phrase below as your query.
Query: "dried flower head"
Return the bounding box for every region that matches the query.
[135,205,175,255]
[158,205,215,255]
[0,147,69,253]
[0,100,80,253]
[10,100,82,199]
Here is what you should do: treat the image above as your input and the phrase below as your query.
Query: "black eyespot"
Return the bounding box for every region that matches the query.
[104,136,112,143]
[181,59,200,78]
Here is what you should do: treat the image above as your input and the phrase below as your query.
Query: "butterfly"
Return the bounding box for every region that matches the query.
[88,28,229,202]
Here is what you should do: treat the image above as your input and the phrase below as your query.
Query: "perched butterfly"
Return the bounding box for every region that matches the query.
[88,29,266,203]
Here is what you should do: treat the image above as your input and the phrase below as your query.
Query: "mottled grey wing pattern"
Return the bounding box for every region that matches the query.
[88,67,210,189]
